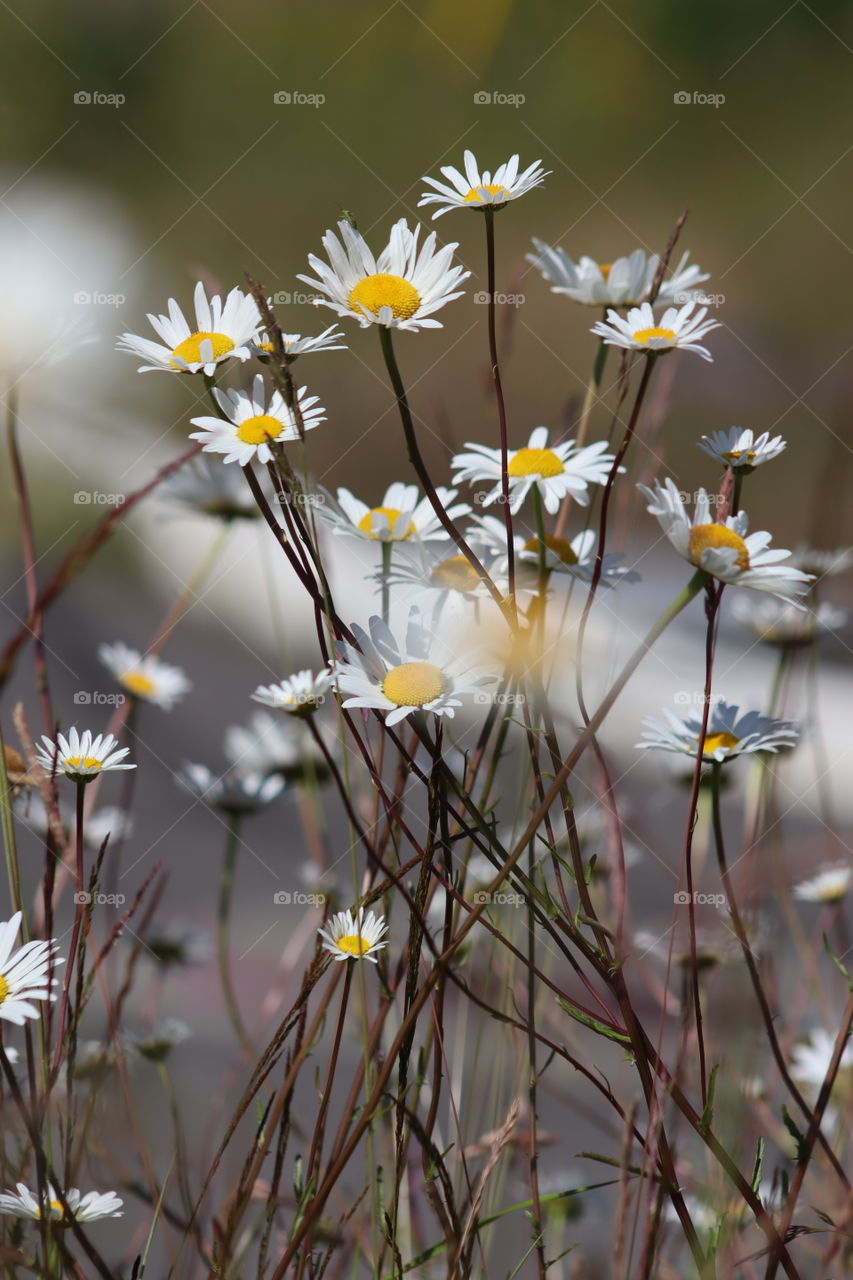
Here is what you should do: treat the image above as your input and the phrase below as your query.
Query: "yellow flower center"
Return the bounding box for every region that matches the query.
[598,262,613,280]
[170,331,235,367]
[688,524,751,572]
[348,274,421,321]
[632,326,677,345]
[357,506,416,539]
[121,671,157,699]
[336,933,371,956]
[382,661,447,707]
[44,1200,65,1219]
[0,973,8,1003]
[522,534,578,565]
[700,732,740,755]
[429,555,480,592]
[463,183,510,204]
[63,756,102,771]
[508,447,564,479]
[236,414,284,446]
[722,449,756,464]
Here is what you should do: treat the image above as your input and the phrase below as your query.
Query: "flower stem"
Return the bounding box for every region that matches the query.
[217,815,254,1056]
[483,208,516,604]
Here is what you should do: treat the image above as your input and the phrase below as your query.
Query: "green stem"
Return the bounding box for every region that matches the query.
[483,207,515,603]
[381,539,392,627]
[217,815,254,1056]
[555,335,608,537]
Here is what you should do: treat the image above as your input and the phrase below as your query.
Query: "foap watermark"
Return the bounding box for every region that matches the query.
[675,489,727,507]
[673,691,723,707]
[473,490,508,506]
[74,491,126,506]
[273,91,325,108]
[473,291,525,308]
[73,691,126,707]
[474,690,526,706]
[273,890,327,906]
[73,90,125,108]
[472,890,525,907]
[275,492,326,508]
[674,891,726,907]
[74,891,126,906]
[473,91,525,108]
[673,90,725,109]
[271,290,321,307]
[73,290,126,308]
[673,291,726,307]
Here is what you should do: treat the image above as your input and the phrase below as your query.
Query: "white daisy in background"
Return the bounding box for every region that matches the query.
[591,300,719,361]
[418,150,548,218]
[317,907,388,963]
[0,914,61,1026]
[0,1046,19,1065]
[254,324,346,360]
[333,611,495,727]
[224,711,329,781]
[731,595,847,647]
[790,1028,853,1090]
[35,729,135,784]
[117,281,261,375]
[177,762,285,816]
[298,218,469,331]
[792,864,852,904]
[639,479,813,604]
[139,921,212,969]
[380,542,488,605]
[126,1018,192,1063]
[322,482,471,543]
[99,641,191,710]
[162,455,268,522]
[190,375,325,468]
[14,795,132,850]
[451,426,616,515]
[0,1184,123,1224]
[527,242,709,309]
[789,544,853,579]
[469,516,638,586]
[252,669,334,717]
[636,701,800,763]
[697,427,786,470]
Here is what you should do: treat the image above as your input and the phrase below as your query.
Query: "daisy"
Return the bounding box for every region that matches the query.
[418,150,548,218]
[638,478,813,604]
[99,641,190,710]
[697,427,786,470]
[470,516,637,586]
[14,795,132,850]
[162,455,267,522]
[731,595,846,647]
[381,542,488,601]
[790,1028,853,1090]
[126,1018,191,1062]
[591,300,719,361]
[527,241,709,308]
[254,324,346,359]
[251,669,333,716]
[297,218,469,331]
[35,729,135,784]
[117,281,261,375]
[177,763,284,816]
[332,612,495,727]
[0,914,61,1026]
[322,482,471,543]
[317,907,388,963]
[789,544,853,578]
[793,864,852,904]
[451,426,616,515]
[0,1183,123,1223]
[224,711,328,781]
[636,701,799,763]
[140,920,212,969]
[190,375,325,468]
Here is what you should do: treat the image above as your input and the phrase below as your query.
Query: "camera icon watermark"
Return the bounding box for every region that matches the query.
[73,90,126,108]
[473,90,525,108]
[273,890,327,906]
[673,691,723,707]
[473,291,525,308]
[271,290,321,307]
[73,290,126,308]
[73,691,127,707]
[673,891,726,907]
[474,690,525,706]
[673,90,725,108]
[472,889,524,907]
[275,492,325,508]
[272,90,325,108]
[73,491,126,506]
[74,891,127,906]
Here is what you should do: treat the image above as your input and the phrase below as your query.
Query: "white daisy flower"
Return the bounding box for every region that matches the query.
[591,300,720,361]
[381,542,488,601]
[731,595,846,647]
[99,641,190,710]
[223,711,328,781]
[697,427,786,471]
[14,795,132,850]
[793,864,852,904]
[190,375,325,468]
[639,478,813,604]
[0,914,61,1026]
[162,455,268,522]
[317,907,388,963]
[117,281,261,375]
[322,482,471,543]
[251,669,334,716]
[126,1018,192,1062]
[0,1046,19,1065]
[254,324,347,359]
[0,1183,123,1223]
[297,218,469,331]
[469,515,637,587]
[790,1028,853,1090]
[527,241,709,308]
[177,762,285,816]
[332,611,495,727]
[636,701,799,763]
[789,544,853,578]
[140,920,212,969]
[35,729,135,784]
[451,426,616,516]
[418,150,548,218]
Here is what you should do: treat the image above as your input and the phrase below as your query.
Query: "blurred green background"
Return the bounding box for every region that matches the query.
[3,0,853,543]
